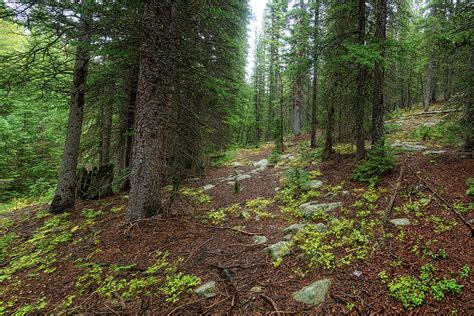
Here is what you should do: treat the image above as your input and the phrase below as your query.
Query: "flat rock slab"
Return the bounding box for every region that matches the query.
[233,174,252,181]
[253,235,268,244]
[423,150,447,155]
[203,184,215,191]
[195,281,217,298]
[253,159,269,169]
[232,162,244,167]
[391,141,427,152]
[266,241,292,261]
[303,180,323,190]
[292,278,330,306]
[390,218,410,226]
[283,223,327,234]
[300,202,342,219]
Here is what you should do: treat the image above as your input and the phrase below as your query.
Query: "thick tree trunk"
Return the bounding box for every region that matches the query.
[355,0,366,159]
[424,6,436,112]
[50,11,91,214]
[117,62,138,191]
[371,0,387,146]
[99,103,113,167]
[464,49,474,152]
[292,77,304,135]
[126,0,174,221]
[310,0,320,148]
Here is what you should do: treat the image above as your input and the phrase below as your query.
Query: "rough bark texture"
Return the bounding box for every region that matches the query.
[126,0,173,221]
[99,103,113,167]
[354,0,366,159]
[76,165,114,200]
[423,6,436,112]
[371,0,387,146]
[310,0,320,148]
[117,62,138,191]
[50,12,91,214]
[465,49,474,152]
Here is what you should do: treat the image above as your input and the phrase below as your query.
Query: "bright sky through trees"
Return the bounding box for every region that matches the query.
[247,0,268,78]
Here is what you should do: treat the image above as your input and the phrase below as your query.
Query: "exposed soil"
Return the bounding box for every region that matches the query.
[1,114,473,314]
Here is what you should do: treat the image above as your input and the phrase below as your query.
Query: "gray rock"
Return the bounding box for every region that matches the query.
[353,270,363,277]
[232,162,244,168]
[195,281,217,298]
[203,184,215,191]
[292,278,330,306]
[266,241,292,261]
[283,223,307,234]
[303,180,323,190]
[389,218,411,226]
[250,286,263,293]
[234,174,252,181]
[391,141,427,152]
[235,169,245,174]
[341,190,350,196]
[468,218,474,225]
[250,166,266,174]
[275,187,280,192]
[299,202,342,219]
[280,154,294,160]
[253,235,268,244]
[282,234,293,241]
[423,150,447,156]
[253,159,269,169]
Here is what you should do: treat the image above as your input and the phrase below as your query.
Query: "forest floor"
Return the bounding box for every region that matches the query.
[1,104,473,314]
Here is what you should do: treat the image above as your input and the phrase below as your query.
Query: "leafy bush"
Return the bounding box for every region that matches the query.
[353,144,396,182]
[283,168,310,189]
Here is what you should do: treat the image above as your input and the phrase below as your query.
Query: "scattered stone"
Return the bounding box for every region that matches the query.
[227,181,236,186]
[389,218,411,226]
[292,278,330,306]
[253,159,269,169]
[282,234,293,241]
[299,202,342,219]
[303,180,323,190]
[391,141,427,152]
[283,223,307,234]
[266,241,292,261]
[341,190,350,196]
[195,281,217,298]
[203,184,215,191]
[250,167,265,174]
[232,162,243,168]
[275,187,280,192]
[468,218,474,225]
[253,235,268,245]
[423,150,447,156]
[280,153,294,160]
[353,270,363,277]
[235,169,245,174]
[250,286,263,293]
[234,174,252,181]
[189,177,200,182]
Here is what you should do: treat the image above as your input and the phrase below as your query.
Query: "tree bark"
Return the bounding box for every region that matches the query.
[50,8,91,214]
[355,0,367,159]
[464,48,474,152]
[310,0,320,148]
[423,5,436,112]
[127,0,175,221]
[117,61,138,190]
[99,103,113,167]
[371,0,387,146]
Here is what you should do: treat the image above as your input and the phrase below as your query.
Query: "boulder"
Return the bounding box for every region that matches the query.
[391,141,427,152]
[195,281,217,298]
[253,159,269,169]
[303,180,323,190]
[292,278,330,306]
[266,241,292,261]
[283,223,307,234]
[389,218,410,226]
[423,150,447,156]
[299,202,342,219]
[203,184,215,191]
[253,235,268,244]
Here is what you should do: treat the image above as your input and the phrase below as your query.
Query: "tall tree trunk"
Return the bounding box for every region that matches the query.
[371,0,387,146]
[127,0,174,221]
[443,67,450,101]
[424,5,436,112]
[310,0,320,148]
[355,0,367,159]
[99,103,113,166]
[117,62,138,191]
[292,77,303,135]
[50,9,91,214]
[407,69,412,110]
[464,48,474,152]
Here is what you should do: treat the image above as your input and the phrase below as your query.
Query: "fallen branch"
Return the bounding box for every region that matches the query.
[404,160,474,236]
[383,165,405,227]
[260,294,283,315]
[195,222,260,236]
